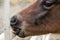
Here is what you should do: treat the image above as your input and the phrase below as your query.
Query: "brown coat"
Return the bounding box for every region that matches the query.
[11,0,60,38]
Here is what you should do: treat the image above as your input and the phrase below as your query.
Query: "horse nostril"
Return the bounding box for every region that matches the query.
[10,16,19,26]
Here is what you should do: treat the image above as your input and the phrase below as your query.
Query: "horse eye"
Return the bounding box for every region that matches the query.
[42,1,55,9]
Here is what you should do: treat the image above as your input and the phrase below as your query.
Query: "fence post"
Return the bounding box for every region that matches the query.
[4,0,10,40]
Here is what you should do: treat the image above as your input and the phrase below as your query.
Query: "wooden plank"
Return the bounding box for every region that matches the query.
[4,0,10,40]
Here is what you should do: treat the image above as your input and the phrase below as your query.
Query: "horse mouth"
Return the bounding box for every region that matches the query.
[13,28,26,38]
